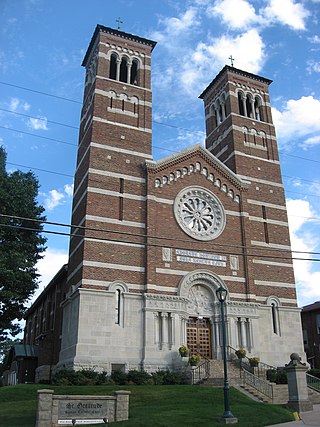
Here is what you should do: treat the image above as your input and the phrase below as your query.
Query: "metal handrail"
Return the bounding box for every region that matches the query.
[241,367,274,400]
[191,358,210,385]
[306,373,320,392]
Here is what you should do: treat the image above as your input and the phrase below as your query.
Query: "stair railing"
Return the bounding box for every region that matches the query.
[191,356,210,385]
[241,366,274,400]
[306,373,320,392]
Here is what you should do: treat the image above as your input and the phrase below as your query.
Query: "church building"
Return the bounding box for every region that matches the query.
[26,24,305,379]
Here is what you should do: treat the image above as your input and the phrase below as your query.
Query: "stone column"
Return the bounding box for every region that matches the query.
[35,389,53,427]
[115,390,131,422]
[285,353,313,413]
[239,318,247,348]
[116,59,121,81]
[162,313,169,347]
[154,312,160,347]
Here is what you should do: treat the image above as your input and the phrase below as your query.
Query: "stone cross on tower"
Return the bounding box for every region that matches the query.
[116,17,123,30]
[229,55,235,67]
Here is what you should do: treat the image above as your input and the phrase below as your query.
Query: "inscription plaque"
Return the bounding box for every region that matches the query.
[58,399,109,420]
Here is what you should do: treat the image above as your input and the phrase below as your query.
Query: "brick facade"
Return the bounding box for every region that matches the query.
[28,25,304,377]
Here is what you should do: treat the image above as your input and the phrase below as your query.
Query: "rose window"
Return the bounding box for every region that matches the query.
[174,187,225,240]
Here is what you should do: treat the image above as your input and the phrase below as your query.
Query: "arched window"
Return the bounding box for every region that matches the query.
[115,289,121,325]
[242,126,248,143]
[238,92,245,116]
[254,96,262,121]
[109,54,117,80]
[130,59,139,85]
[246,95,253,118]
[120,57,128,83]
[267,297,281,335]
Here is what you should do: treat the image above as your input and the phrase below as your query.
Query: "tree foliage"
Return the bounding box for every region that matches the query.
[0,146,46,341]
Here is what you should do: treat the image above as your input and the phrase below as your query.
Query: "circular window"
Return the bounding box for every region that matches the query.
[174,187,226,241]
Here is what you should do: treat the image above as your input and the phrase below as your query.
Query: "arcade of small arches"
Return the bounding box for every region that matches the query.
[208,89,266,129]
[243,126,267,147]
[154,161,240,204]
[109,52,140,85]
[107,90,139,115]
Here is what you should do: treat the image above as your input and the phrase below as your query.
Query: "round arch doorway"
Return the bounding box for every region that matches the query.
[178,270,229,360]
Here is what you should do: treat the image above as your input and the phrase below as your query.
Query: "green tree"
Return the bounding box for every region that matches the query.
[0,146,46,341]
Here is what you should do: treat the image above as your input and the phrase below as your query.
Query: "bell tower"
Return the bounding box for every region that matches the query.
[200,66,297,307]
[59,26,156,368]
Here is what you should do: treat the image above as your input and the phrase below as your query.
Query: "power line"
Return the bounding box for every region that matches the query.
[0,108,79,130]
[0,125,77,147]
[7,161,73,178]
[1,221,319,262]
[1,213,320,257]
[0,81,82,104]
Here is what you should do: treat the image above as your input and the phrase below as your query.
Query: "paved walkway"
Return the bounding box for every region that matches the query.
[268,404,320,426]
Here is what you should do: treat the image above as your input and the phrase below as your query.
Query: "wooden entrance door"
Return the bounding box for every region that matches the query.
[186,317,212,358]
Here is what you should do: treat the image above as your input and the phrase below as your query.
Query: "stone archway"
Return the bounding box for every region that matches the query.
[178,270,229,359]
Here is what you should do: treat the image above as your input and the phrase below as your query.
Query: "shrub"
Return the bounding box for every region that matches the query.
[151,369,189,385]
[111,369,128,385]
[127,370,152,385]
[52,368,109,386]
[266,368,287,384]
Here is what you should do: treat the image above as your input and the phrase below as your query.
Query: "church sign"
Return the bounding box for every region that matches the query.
[176,249,227,267]
[35,389,131,427]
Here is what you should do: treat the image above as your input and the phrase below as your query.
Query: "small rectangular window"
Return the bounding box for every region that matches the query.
[316,314,320,334]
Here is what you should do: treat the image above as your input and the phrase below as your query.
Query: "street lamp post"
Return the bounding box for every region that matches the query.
[216,286,238,424]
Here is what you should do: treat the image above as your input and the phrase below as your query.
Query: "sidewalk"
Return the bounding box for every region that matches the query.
[268,404,320,426]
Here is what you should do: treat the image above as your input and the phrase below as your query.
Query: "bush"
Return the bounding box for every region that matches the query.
[266,368,287,384]
[127,370,152,385]
[151,370,189,385]
[111,369,128,385]
[52,369,109,386]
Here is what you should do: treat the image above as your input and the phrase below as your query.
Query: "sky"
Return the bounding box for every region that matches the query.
[0,0,320,310]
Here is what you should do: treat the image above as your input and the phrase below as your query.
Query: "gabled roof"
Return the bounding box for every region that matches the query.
[146,143,248,191]
[82,24,157,67]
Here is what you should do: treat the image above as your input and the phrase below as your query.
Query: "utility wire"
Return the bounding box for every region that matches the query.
[1,213,320,257]
[1,221,319,262]
[0,81,82,104]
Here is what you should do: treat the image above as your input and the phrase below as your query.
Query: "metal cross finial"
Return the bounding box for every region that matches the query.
[116,17,123,30]
[229,55,235,67]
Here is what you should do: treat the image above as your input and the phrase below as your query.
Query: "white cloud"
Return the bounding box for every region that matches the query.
[287,199,320,307]
[308,35,320,44]
[263,0,309,30]
[150,7,199,45]
[208,0,259,29]
[272,96,320,142]
[44,189,65,210]
[8,97,30,112]
[303,135,320,148]
[27,116,48,130]
[28,248,68,305]
[307,60,320,73]
[64,183,74,197]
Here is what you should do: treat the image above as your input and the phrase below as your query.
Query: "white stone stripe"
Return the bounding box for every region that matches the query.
[255,296,297,304]
[214,145,229,158]
[83,260,145,272]
[91,141,152,159]
[251,240,291,250]
[86,214,145,228]
[72,189,87,215]
[254,280,296,288]
[88,186,146,201]
[238,175,284,188]
[155,268,245,282]
[82,279,144,289]
[253,259,293,267]
[67,261,83,282]
[89,167,145,183]
[69,237,84,259]
[249,216,288,226]
[95,88,152,108]
[93,116,152,133]
[147,195,173,204]
[146,284,178,292]
[96,73,152,88]
[74,169,89,198]
[229,293,256,300]
[247,199,287,210]
[222,150,280,165]
[86,237,144,248]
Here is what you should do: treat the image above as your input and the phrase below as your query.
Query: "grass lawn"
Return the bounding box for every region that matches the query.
[0,384,294,426]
